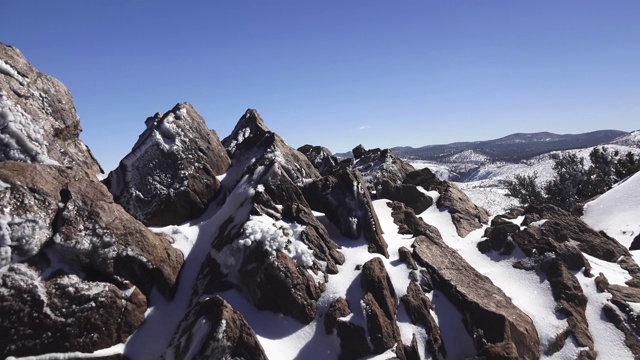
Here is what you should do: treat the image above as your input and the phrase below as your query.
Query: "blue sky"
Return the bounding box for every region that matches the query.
[2,1,639,171]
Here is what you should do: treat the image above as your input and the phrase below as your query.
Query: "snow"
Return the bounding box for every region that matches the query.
[0,91,58,165]
[0,213,52,269]
[0,59,28,85]
[582,172,640,250]
[6,343,125,360]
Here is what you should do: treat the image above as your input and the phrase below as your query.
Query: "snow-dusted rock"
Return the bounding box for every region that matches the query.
[163,295,267,360]
[0,43,102,177]
[389,202,540,359]
[401,281,445,358]
[0,263,146,358]
[298,144,339,174]
[107,102,229,227]
[304,167,389,257]
[404,167,490,237]
[349,145,415,193]
[0,161,183,298]
[379,179,433,214]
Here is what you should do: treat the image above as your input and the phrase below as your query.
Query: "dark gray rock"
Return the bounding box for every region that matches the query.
[106,102,229,227]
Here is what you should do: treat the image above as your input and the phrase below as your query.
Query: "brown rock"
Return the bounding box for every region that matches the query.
[106,102,229,227]
[0,264,146,358]
[412,233,540,359]
[298,144,339,174]
[324,297,352,335]
[304,167,389,257]
[401,281,445,358]
[379,179,433,214]
[0,43,102,177]
[239,246,320,324]
[436,182,490,237]
[163,296,267,360]
[336,320,372,359]
[362,292,399,353]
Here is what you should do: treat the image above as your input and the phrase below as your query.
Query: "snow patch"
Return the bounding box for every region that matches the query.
[0,59,28,85]
[0,92,58,164]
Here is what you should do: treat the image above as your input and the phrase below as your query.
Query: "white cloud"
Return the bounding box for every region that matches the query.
[358,125,370,130]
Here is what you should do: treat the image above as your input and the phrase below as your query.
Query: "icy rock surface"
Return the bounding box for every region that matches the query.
[0,43,102,177]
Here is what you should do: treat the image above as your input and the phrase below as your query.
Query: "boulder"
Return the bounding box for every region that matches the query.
[324,297,352,335]
[0,43,102,178]
[106,102,229,226]
[0,161,183,298]
[0,264,146,358]
[349,146,415,193]
[163,296,267,360]
[379,179,433,214]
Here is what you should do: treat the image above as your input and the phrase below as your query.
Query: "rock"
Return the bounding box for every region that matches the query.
[481,223,520,255]
[408,220,539,359]
[324,297,352,335]
[222,109,320,185]
[379,179,433,214]
[106,102,229,227]
[0,162,183,298]
[404,168,489,237]
[629,233,640,251]
[361,258,398,321]
[436,182,490,237]
[362,292,399,353]
[298,144,338,174]
[336,320,372,360]
[541,257,593,355]
[352,144,366,159]
[0,264,146,358]
[163,296,267,360]
[398,246,418,270]
[304,167,389,257]
[602,303,640,358]
[349,146,415,193]
[401,281,445,358]
[239,246,320,324]
[0,43,102,178]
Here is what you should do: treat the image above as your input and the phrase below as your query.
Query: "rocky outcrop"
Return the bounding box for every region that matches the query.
[403,167,489,237]
[388,202,539,359]
[0,264,146,358]
[401,281,445,358]
[298,144,338,174]
[379,179,433,214]
[349,145,415,193]
[360,258,401,353]
[0,43,102,177]
[163,296,267,360]
[106,102,230,227]
[304,167,389,257]
[0,161,183,298]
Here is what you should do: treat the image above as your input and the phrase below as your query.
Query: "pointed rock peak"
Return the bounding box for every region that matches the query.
[222,108,271,155]
[107,101,230,226]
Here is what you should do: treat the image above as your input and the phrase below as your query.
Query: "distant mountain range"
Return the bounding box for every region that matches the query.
[339,130,633,163]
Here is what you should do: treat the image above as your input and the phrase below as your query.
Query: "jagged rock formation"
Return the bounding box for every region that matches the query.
[298,144,339,174]
[348,144,415,193]
[304,166,389,257]
[0,43,102,177]
[5,41,640,360]
[389,201,540,359]
[106,102,230,227]
[0,43,185,359]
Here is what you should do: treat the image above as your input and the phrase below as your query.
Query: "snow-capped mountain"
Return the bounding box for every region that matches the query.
[3,41,640,360]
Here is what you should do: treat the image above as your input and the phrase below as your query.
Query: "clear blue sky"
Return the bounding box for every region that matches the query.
[2,1,639,171]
